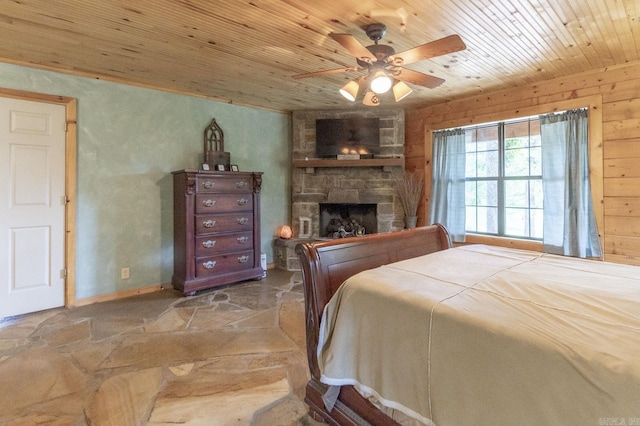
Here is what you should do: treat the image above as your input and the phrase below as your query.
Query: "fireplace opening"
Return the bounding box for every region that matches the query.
[319,203,377,238]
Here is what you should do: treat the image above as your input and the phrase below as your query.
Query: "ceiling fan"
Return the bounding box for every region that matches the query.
[293,24,466,106]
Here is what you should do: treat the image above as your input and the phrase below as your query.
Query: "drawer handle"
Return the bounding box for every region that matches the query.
[235,181,248,189]
[236,217,249,225]
[203,220,216,228]
[202,240,216,248]
[202,199,216,207]
[237,255,249,263]
[202,181,215,189]
[203,260,217,269]
[237,236,248,244]
[237,198,248,206]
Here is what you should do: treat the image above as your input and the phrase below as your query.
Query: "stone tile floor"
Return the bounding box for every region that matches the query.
[0,269,324,425]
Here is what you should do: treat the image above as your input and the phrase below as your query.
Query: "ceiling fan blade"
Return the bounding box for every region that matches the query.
[293,67,362,79]
[329,33,375,63]
[393,68,445,89]
[389,34,466,66]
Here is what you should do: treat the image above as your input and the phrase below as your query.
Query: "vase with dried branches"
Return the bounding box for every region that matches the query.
[394,170,424,229]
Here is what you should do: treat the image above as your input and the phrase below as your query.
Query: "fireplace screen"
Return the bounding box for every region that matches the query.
[319,203,377,238]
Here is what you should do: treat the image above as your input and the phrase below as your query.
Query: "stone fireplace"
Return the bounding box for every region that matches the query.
[291,109,407,239]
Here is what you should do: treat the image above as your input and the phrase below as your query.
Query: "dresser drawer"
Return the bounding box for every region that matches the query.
[195,193,253,214]
[195,213,253,235]
[195,250,255,278]
[195,232,253,257]
[196,176,252,193]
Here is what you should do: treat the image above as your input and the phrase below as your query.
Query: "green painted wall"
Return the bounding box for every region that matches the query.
[0,63,291,299]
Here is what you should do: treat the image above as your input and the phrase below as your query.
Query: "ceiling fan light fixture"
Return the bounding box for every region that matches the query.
[370,71,392,94]
[296,25,466,107]
[339,79,360,101]
[392,81,413,102]
[362,90,380,107]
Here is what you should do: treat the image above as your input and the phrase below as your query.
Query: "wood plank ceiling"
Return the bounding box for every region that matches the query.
[0,0,638,113]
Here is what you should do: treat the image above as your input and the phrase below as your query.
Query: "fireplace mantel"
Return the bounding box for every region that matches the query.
[292,157,403,168]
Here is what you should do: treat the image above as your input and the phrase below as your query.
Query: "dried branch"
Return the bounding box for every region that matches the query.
[394,171,424,217]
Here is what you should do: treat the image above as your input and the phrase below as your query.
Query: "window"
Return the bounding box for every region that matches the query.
[464,117,542,239]
[430,105,601,257]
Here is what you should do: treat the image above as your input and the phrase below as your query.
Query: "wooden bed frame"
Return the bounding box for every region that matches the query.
[295,225,452,425]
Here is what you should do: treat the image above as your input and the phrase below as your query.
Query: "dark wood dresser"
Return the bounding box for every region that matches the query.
[172,169,263,295]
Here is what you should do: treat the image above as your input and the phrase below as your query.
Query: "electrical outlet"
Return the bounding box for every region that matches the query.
[121,267,130,279]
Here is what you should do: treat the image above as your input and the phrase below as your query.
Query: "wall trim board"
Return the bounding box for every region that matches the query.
[74,263,277,306]
[75,284,169,307]
[0,58,292,115]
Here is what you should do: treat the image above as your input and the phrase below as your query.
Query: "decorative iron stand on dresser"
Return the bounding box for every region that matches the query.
[172,169,263,295]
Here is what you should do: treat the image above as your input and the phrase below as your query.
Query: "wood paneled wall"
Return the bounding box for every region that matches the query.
[406,60,640,266]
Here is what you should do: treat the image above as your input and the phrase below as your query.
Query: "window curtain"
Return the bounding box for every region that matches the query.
[428,129,466,242]
[540,109,602,258]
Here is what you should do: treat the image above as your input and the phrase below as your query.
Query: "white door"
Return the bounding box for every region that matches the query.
[0,97,66,318]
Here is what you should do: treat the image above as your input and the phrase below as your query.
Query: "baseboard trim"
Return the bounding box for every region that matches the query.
[75,283,170,307]
[74,263,277,307]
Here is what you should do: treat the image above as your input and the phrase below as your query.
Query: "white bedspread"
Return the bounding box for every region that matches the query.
[318,245,640,425]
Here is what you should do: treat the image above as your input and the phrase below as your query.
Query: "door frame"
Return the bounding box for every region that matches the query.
[0,88,77,308]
